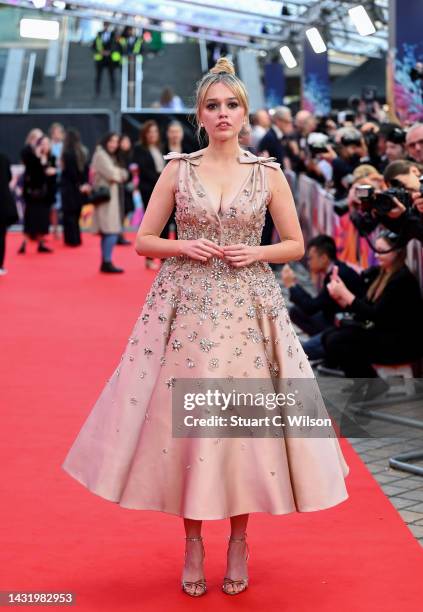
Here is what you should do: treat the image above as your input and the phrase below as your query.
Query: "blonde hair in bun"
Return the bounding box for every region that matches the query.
[195,56,249,139]
[209,57,236,75]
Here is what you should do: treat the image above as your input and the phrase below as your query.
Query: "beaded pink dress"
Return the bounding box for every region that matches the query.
[61,149,350,520]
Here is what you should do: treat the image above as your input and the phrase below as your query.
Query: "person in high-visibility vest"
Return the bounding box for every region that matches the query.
[118,26,143,60]
[92,22,121,96]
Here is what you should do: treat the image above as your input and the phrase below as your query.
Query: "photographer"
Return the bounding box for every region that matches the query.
[322,230,423,384]
[381,160,423,242]
[379,125,407,171]
[336,164,385,268]
[281,235,363,360]
[360,122,383,170]
[332,127,368,200]
[347,159,423,247]
[303,132,336,187]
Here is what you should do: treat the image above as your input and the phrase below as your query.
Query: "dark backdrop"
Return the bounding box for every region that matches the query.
[121,112,199,152]
[0,112,113,163]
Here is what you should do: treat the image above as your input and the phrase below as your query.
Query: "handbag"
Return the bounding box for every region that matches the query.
[89,185,111,205]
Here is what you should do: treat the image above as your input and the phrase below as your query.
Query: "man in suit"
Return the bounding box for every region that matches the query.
[258,105,293,165]
[258,106,294,248]
[281,234,364,360]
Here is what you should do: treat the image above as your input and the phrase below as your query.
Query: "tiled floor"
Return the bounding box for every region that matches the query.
[276,262,423,548]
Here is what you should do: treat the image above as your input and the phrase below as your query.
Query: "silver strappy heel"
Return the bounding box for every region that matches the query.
[181,536,207,597]
[222,532,250,595]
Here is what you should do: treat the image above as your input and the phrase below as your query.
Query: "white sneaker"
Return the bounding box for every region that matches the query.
[0,268,8,275]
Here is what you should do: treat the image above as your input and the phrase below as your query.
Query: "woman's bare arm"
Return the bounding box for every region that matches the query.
[134,159,181,257]
[259,167,304,263]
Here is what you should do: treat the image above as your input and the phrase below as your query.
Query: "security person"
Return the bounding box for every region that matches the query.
[119,26,143,59]
[92,22,121,96]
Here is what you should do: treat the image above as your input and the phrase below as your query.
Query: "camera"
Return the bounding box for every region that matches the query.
[351,177,423,247]
[355,184,414,215]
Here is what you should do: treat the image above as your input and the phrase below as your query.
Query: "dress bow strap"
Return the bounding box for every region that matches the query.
[238,149,281,171]
[163,150,203,166]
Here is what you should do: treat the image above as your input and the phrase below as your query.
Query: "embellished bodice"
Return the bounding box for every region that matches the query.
[145,149,286,328]
[163,149,281,247]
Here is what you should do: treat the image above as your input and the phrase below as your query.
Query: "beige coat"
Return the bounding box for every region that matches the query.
[90,146,128,234]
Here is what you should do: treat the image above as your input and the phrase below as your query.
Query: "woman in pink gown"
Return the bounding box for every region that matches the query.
[62,57,350,597]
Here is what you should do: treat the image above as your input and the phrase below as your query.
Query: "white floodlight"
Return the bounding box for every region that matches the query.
[20,19,60,41]
[279,45,297,68]
[305,27,327,53]
[348,5,376,36]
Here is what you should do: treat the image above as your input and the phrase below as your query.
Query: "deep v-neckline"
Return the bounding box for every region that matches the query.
[191,157,254,218]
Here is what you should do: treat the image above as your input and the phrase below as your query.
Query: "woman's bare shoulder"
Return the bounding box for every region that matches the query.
[264,163,285,186]
[156,158,180,191]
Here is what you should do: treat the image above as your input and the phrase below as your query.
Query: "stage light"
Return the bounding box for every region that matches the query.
[20,18,60,40]
[279,46,297,69]
[32,0,46,7]
[348,5,376,36]
[305,28,327,53]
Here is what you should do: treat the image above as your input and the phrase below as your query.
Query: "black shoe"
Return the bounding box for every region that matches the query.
[37,242,53,253]
[17,241,26,254]
[100,261,124,273]
[116,236,131,245]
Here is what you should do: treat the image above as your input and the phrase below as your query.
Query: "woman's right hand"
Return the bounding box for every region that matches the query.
[179,238,225,262]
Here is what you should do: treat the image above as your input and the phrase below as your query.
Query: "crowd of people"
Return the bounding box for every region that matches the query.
[249,105,423,387]
[1,99,422,385]
[0,118,194,274]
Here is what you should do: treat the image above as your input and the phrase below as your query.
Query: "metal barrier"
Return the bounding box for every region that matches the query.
[0,48,36,112]
[121,56,143,112]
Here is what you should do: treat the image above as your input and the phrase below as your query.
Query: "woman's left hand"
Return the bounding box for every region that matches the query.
[223,244,261,267]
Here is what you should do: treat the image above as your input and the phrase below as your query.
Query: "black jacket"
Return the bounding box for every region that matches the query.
[348,264,423,337]
[60,150,89,212]
[132,144,161,206]
[0,153,18,226]
[21,145,56,206]
[258,127,287,165]
[289,259,364,324]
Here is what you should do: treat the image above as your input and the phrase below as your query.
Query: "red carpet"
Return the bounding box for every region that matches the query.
[1,231,422,611]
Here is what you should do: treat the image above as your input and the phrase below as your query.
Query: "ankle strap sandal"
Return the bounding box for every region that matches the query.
[222,532,249,595]
[181,536,207,597]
